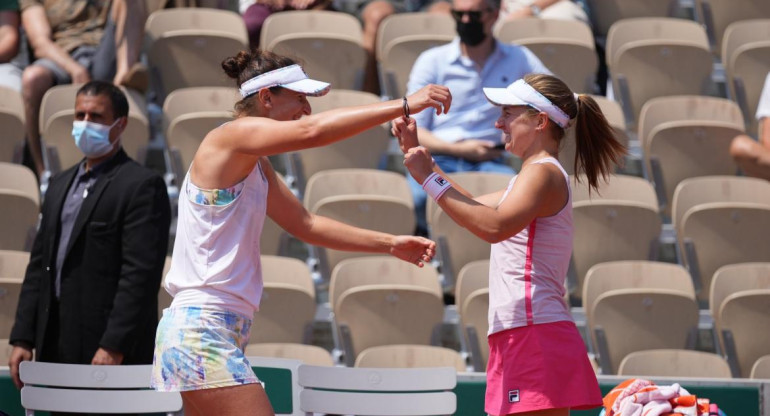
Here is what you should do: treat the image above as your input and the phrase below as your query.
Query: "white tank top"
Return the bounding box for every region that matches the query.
[488,157,573,335]
[164,161,268,317]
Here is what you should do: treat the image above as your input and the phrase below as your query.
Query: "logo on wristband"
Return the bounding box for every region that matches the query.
[434,176,447,186]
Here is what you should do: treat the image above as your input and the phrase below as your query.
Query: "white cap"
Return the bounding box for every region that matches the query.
[239,64,330,98]
[483,79,571,128]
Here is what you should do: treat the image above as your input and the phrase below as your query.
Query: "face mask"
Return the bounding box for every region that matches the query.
[457,20,487,47]
[71,119,120,158]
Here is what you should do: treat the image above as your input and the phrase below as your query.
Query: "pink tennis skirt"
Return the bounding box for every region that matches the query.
[485,320,602,415]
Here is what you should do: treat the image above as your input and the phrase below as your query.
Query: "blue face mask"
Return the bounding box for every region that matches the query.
[71,119,121,158]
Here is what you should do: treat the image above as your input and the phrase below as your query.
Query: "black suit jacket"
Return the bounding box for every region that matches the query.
[10,150,171,364]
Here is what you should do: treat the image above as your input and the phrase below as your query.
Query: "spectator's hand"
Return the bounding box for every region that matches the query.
[454,139,503,162]
[406,84,452,116]
[9,345,33,389]
[91,347,124,365]
[403,146,435,184]
[69,64,90,84]
[392,116,420,153]
[389,235,436,267]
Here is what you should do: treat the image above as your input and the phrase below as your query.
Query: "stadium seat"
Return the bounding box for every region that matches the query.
[251,255,316,345]
[718,289,770,377]
[494,18,598,93]
[355,344,466,371]
[0,250,30,280]
[334,284,444,365]
[0,86,25,163]
[298,365,456,415]
[461,287,489,371]
[39,84,150,172]
[0,162,39,207]
[0,277,22,338]
[262,11,366,91]
[0,338,11,364]
[618,349,732,378]
[245,343,335,366]
[583,0,683,38]
[750,355,770,379]
[590,288,699,374]
[679,203,770,301]
[638,96,744,216]
[696,0,770,54]
[145,8,248,101]
[19,362,182,414]
[0,189,39,251]
[375,12,455,62]
[606,18,713,128]
[721,19,770,134]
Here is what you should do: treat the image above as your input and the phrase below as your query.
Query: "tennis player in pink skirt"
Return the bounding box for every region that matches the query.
[394,73,626,416]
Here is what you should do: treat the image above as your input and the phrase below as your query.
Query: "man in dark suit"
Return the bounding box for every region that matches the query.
[8,80,171,389]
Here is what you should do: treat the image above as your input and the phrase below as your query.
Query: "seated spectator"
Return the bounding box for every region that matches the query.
[20,0,147,178]
[0,0,21,91]
[497,0,587,23]
[406,0,550,233]
[730,71,770,181]
[239,0,335,50]
[359,0,451,94]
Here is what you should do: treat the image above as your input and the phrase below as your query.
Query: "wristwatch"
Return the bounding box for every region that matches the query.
[529,3,542,16]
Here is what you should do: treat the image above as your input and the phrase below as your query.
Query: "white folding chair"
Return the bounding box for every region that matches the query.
[19,362,182,415]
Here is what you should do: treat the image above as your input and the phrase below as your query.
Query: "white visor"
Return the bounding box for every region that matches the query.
[239,64,331,98]
[483,79,571,128]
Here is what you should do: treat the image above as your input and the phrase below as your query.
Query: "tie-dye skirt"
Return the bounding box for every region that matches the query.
[151,306,260,391]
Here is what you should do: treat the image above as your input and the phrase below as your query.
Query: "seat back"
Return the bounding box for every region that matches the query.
[329,256,441,309]
[298,364,457,415]
[0,277,22,337]
[718,289,770,377]
[0,250,31,279]
[260,10,362,51]
[0,162,39,206]
[590,288,699,374]
[39,85,150,172]
[696,0,770,54]
[571,174,658,207]
[245,343,334,366]
[461,287,489,370]
[618,349,732,378]
[19,362,182,414]
[0,190,40,251]
[672,176,770,233]
[455,259,489,316]
[584,0,680,37]
[726,38,770,135]
[334,285,444,361]
[303,168,412,211]
[376,12,455,60]
[354,344,466,371]
[495,18,597,93]
[680,203,770,301]
[709,262,770,351]
[379,35,454,99]
[0,87,25,163]
[751,354,770,379]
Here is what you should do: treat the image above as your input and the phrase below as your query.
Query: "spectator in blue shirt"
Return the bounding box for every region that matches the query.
[406,0,550,233]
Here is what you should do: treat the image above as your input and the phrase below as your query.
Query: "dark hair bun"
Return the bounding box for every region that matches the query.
[222,50,251,80]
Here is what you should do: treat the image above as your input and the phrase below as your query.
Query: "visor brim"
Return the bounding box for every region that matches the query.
[483,87,529,107]
[282,78,331,97]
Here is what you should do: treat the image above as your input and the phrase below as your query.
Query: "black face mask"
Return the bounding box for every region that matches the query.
[457,20,487,47]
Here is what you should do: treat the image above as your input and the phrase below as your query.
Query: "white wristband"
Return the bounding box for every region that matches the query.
[422,172,452,201]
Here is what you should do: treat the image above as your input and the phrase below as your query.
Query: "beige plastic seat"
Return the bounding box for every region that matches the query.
[334,284,444,364]
[375,12,455,61]
[145,8,248,100]
[721,20,770,135]
[0,277,23,337]
[39,84,150,172]
[679,203,770,301]
[379,34,454,100]
[251,255,315,345]
[0,250,31,279]
[494,18,598,93]
[751,355,770,379]
[245,343,334,366]
[571,174,657,206]
[0,87,25,163]
[588,94,631,148]
[0,162,40,207]
[583,261,696,337]
[461,287,489,371]
[355,344,466,371]
[638,96,744,216]
[606,18,713,128]
[696,0,770,55]
[0,190,39,251]
[718,289,770,378]
[454,259,489,315]
[618,349,732,378]
[303,168,412,212]
[262,12,365,91]
[329,256,441,311]
[590,288,699,374]
[709,262,770,355]
[0,338,12,364]
[162,86,237,175]
[583,0,682,38]
[671,176,770,235]
[295,91,390,193]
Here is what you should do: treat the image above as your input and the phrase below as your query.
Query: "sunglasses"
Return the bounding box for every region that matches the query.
[450,9,489,22]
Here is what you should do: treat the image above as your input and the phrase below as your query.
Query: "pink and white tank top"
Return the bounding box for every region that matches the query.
[164,161,268,317]
[488,157,573,335]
